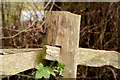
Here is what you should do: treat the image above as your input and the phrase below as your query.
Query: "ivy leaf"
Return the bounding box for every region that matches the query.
[26,76,31,80]
[31,72,36,77]
[56,60,65,69]
[32,61,65,79]
[44,66,55,76]
[43,70,50,78]
[59,68,63,76]
[57,67,63,76]
[35,70,43,79]
[35,69,50,79]
[35,63,44,71]
[52,66,57,70]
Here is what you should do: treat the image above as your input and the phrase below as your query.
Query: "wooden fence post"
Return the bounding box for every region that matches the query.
[43,11,81,78]
[0,1,2,49]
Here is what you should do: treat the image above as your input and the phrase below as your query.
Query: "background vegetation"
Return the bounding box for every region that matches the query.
[1,1,120,80]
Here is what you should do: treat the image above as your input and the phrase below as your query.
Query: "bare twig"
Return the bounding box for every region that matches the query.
[81,16,113,37]
[1,27,20,32]
[26,20,45,32]
[44,0,51,10]
[0,18,39,39]
[107,67,117,80]
[25,0,55,32]
[1,0,54,40]
[16,74,34,78]
[103,30,117,47]
[54,3,63,11]
[49,0,55,11]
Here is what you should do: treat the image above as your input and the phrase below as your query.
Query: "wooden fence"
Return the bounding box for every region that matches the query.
[0,11,120,79]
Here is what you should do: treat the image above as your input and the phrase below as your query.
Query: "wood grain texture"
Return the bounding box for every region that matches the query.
[0,46,120,78]
[43,45,120,69]
[0,48,43,78]
[0,1,1,28]
[43,11,81,78]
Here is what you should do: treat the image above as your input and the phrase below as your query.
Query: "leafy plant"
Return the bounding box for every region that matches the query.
[28,60,65,80]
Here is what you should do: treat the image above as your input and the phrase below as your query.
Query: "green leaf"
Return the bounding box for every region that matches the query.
[43,70,50,78]
[56,61,65,69]
[59,68,63,76]
[52,66,57,70]
[56,67,63,76]
[35,69,50,79]
[31,72,36,77]
[56,76,60,80]
[35,63,44,71]
[32,61,65,79]
[35,71,43,79]
[27,76,31,80]
[44,66,55,76]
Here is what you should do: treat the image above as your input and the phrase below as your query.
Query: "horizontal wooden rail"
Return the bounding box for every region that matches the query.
[0,48,43,78]
[78,48,119,68]
[44,45,120,69]
[0,46,120,78]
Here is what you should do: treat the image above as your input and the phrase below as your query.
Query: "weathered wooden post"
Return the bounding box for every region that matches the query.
[0,1,2,49]
[43,11,81,78]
